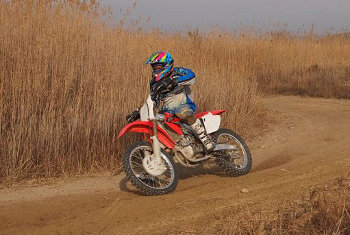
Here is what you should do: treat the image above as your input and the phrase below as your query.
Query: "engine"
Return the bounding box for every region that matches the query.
[178,134,194,147]
[175,131,204,163]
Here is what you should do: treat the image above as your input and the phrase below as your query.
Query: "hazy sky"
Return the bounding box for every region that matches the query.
[102,0,350,33]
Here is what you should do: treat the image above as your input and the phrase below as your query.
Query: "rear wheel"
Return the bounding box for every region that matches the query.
[213,129,252,177]
[123,141,178,195]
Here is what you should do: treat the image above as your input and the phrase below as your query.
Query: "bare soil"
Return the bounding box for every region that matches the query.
[1,96,349,235]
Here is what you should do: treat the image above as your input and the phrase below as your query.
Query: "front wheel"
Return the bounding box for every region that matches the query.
[213,128,252,177]
[123,141,178,195]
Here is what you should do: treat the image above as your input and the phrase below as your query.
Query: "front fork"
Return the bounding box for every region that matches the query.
[141,114,166,177]
[151,119,162,160]
[145,95,163,165]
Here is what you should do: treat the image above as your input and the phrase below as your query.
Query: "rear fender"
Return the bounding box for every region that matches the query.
[118,121,175,149]
[165,110,226,124]
[195,110,226,119]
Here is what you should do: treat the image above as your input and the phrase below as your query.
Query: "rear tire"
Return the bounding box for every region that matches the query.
[213,129,252,177]
[123,141,179,195]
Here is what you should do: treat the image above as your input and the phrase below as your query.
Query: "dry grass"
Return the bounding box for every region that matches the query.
[262,177,350,234]
[1,0,350,181]
[0,0,263,181]
[166,177,350,234]
[256,33,350,98]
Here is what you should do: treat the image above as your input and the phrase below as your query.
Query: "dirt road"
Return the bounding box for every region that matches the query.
[1,96,349,235]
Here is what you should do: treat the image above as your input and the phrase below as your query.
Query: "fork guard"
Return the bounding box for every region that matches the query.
[118,121,176,149]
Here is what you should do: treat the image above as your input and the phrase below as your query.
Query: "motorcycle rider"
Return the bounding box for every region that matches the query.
[126,51,214,152]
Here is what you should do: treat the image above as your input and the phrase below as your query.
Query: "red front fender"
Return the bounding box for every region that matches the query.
[118,121,176,149]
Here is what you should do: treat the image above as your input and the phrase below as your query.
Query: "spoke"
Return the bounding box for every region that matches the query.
[218,140,232,144]
[130,158,143,165]
[159,174,170,184]
[131,163,143,169]
[153,178,158,187]
[154,177,162,187]
[131,164,143,171]
[131,156,143,163]
[131,161,143,167]
[132,166,144,174]
[152,177,157,188]
[156,177,166,187]
[158,177,169,186]
[163,171,171,177]
[130,156,142,166]
[134,151,144,161]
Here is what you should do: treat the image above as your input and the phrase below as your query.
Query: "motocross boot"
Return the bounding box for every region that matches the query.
[191,119,215,152]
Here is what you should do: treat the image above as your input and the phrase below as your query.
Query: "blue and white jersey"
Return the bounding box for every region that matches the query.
[161,67,197,113]
[173,67,196,85]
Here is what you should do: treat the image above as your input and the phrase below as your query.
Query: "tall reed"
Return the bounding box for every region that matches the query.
[1,0,349,181]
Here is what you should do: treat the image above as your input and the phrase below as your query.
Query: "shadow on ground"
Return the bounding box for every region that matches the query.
[118,162,227,194]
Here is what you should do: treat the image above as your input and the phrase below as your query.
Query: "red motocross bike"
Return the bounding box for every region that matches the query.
[118,95,252,195]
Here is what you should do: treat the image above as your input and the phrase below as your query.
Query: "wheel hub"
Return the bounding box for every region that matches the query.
[142,154,167,176]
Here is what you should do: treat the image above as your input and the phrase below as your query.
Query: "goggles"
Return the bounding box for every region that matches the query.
[151,63,165,72]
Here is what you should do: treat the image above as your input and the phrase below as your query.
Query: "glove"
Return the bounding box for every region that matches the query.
[150,76,178,100]
[126,109,140,123]
[150,91,161,103]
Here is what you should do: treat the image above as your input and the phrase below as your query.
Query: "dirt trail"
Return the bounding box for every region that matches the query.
[1,96,349,235]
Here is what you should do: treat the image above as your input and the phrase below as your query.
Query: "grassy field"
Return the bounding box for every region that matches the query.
[188,178,350,234]
[1,0,350,181]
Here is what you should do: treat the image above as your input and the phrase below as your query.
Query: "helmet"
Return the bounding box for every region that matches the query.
[145,51,174,81]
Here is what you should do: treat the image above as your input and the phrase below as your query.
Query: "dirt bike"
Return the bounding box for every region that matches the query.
[118,95,252,195]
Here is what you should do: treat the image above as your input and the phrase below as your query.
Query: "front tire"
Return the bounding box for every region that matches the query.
[123,141,179,195]
[213,129,252,177]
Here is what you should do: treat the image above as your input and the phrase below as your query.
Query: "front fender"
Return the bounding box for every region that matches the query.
[118,121,175,149]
